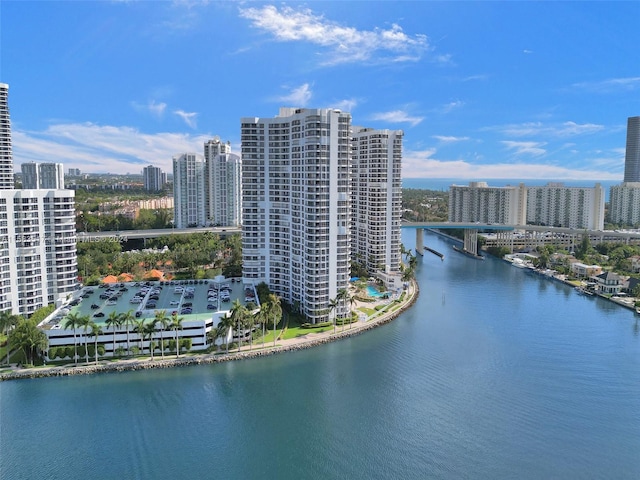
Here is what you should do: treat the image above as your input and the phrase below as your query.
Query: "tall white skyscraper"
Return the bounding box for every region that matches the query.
[449,182,527,225]
[204,138,242,227]
[241,108,351,323]
[526,183,605,230]
[0,83,78,316]
[173,153,206,228]
[351,127,403,274]
[0,83,14,189]
[21,162,65,189]
[143,165,166,191]
[624,116,640,183]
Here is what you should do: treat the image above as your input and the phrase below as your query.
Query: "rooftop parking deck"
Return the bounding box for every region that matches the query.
[42,278,258,329]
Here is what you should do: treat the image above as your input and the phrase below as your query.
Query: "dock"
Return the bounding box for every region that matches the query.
[424,246,445,260]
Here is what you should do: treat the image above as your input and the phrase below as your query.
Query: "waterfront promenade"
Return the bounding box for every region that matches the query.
[0,281,419,381]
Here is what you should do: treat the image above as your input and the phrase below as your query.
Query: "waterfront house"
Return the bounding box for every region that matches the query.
[592,271,623,295]
[630,256,640,274]
[571,262,602,278]
[622,277,640,296]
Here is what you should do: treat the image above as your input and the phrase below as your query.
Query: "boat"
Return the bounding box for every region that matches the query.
[452,245,485,260]
[576,286,595,296]
[511,258,528,268]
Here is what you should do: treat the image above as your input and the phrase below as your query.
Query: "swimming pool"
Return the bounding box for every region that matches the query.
[366,285,385,298]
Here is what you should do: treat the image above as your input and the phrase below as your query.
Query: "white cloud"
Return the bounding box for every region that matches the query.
[174,110,198,128]
[501,141,547,157]
[276,83,312,107]
[12,123,212,174]
[440,100,464,113]
[496,121,605,138]
[571,76,640,93]
[401,148,622,181]
[432,135,470,143]
[131,100,167,118]
[239,5,431,66]
[328,98,358,113]
[370,110,424,127]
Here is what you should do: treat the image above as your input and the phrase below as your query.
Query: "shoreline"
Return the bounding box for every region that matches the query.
[0,281,419,382]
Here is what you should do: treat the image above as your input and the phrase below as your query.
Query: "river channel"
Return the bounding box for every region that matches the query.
[1,231,639,479]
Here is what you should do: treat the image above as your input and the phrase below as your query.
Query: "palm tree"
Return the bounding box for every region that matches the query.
[267,294,282,347]
[230,299,247,351]
[77,314,92,364]
[255,307,269,349]
[144,322,156,359]
[154,310,170,359]
[337,289,348,332]
[105,311,121,359]
[328,297,338,334]
[63,312,83,365]
[121,310,135,357]
[134,318,146,355]
[349,292,358,328]
[0,310,19,365]
[171,314,183,358]
[89,321,103,364]
[217,314,233,353]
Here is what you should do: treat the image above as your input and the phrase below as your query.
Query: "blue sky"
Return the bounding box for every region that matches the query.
[2,1,639,180]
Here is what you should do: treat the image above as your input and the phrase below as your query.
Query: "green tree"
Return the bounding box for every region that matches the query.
[8,318,48,365]
[0,310,20,365]
[105,311,122,358]
[63,312,84,365]
[89,321,103,363]
[217,314,234,353]
[77,314,92,364]
[121,310,135,356]
[154,310,170,359]
[267,294,282,347]
[230,299,248,352]
[328,297,338,334]
[171,314,184,357]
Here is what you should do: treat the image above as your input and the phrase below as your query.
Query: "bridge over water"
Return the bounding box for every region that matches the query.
[76,223,640,256]
[401,222,640,256]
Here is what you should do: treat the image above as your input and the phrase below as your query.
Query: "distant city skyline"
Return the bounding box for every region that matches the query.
[2,2,639,180]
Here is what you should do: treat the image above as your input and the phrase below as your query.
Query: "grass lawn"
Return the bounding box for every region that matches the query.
[358,307,376,316]
[281,324,333,339]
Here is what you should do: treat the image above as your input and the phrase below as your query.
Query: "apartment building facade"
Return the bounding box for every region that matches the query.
[204,138,242,227]
[172,153,206,229]
[448,182,527,225]
[526,183,605,230]
[351,127,403,274]
[241,108,351,323]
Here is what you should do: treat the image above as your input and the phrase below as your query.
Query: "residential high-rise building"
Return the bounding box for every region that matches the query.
[609,182,640,227]
[21,162,64,189]
[0,83,77,316]
[68,168,81,176]
[449,182,527,225]
[143,165,166,192]
[526,182,605,230]
[241,108,351,323]
[351,127,403,274]
[624,116,640,183]
[204,138,242,227]
[173,153,206,228]
[0,189,77,316]
[0,83,14,189]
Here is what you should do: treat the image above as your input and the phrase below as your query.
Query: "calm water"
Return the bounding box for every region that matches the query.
[2,231,640,479]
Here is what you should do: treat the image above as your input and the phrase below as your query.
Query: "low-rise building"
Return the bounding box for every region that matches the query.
[571,262,602,278]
